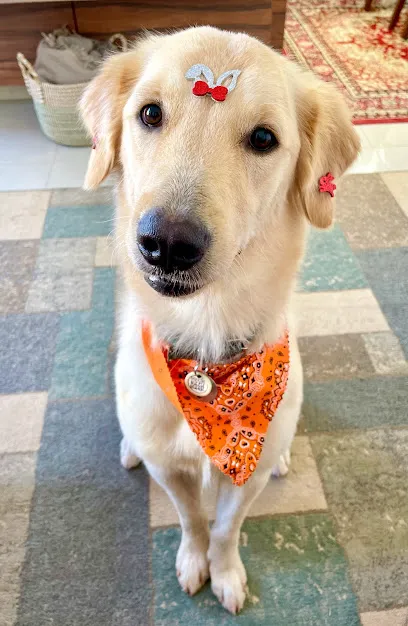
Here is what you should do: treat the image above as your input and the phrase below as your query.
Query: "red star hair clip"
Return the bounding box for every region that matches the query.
[319,172,336,197]
[185,64,241,102]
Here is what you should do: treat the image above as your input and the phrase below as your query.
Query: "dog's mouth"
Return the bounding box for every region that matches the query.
[143,248,244,298]
[144,274,203,297]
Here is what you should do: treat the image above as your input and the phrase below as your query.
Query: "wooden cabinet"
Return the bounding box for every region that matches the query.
[0,2,73,85]
[0,0,287,85]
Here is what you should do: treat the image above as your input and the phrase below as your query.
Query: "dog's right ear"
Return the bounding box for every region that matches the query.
[80,38,157,189]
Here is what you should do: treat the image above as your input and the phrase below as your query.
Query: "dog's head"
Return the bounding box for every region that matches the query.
[81,26,359,299]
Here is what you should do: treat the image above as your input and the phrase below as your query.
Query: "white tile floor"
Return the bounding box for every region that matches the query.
[1,100,408,191]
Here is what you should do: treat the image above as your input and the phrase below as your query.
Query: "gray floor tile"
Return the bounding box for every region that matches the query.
[0,240,38,313]
[312,430,408,611]
[25,238,95,313]
[299,334,375,381]
[357,248,408,358]
[0,313,59,393]
[336,174,408,249]
[16,399,151,626]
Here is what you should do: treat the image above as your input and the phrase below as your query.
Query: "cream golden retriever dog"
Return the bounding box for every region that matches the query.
[80,26,359,614]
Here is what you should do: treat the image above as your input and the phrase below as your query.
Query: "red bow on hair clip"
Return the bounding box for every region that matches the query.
[192,81,228,102]
[186,64,241,103]
[319,172,336,197]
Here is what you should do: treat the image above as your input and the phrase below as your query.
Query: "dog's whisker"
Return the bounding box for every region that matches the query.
[233,254,254,308]
[110,237,127,267]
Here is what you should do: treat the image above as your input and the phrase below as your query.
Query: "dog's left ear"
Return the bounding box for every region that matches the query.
[290,77,360,229]
[80,37,157,189]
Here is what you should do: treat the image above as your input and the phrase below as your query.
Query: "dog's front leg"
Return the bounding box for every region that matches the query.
[209,468,271,614]
[145,462,210,595]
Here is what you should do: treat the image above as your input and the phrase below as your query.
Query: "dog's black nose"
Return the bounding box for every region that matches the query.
[137,208,210,272]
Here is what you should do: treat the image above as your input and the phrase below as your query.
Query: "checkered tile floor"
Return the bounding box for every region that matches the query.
[1,174,408,626]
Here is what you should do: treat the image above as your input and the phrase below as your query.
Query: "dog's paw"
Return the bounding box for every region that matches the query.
[210,554,247,614]
[120,437,141,470]
[271,448,291,477]
[176,538,209,596]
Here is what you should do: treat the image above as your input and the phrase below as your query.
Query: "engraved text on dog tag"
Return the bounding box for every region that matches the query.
[184,370,218,402]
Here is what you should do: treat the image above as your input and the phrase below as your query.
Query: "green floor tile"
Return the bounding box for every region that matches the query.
[303,377,408,431]
[49,268,115,399]
[300,224,367,292]
[152,514,360,626]
[42,204,114,238]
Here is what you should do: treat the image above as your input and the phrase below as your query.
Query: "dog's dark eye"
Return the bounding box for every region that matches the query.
[140,104,162,128]
[249,127,278,152]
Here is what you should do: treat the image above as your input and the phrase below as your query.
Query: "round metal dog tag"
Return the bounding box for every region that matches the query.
[184,370,218,402]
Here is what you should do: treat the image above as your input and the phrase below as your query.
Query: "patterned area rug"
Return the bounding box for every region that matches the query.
[284,0,408,123]
[1,176,408,625]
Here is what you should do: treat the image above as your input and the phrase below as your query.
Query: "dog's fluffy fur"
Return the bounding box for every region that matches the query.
[80,26,359,614]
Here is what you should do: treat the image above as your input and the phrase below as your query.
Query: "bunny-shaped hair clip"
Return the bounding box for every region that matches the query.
[185,64,241,102]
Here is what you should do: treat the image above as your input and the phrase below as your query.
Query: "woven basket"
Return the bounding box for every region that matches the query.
[17,34,128,147]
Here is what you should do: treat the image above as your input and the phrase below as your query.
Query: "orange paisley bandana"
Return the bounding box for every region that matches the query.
[142,321,290,486]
